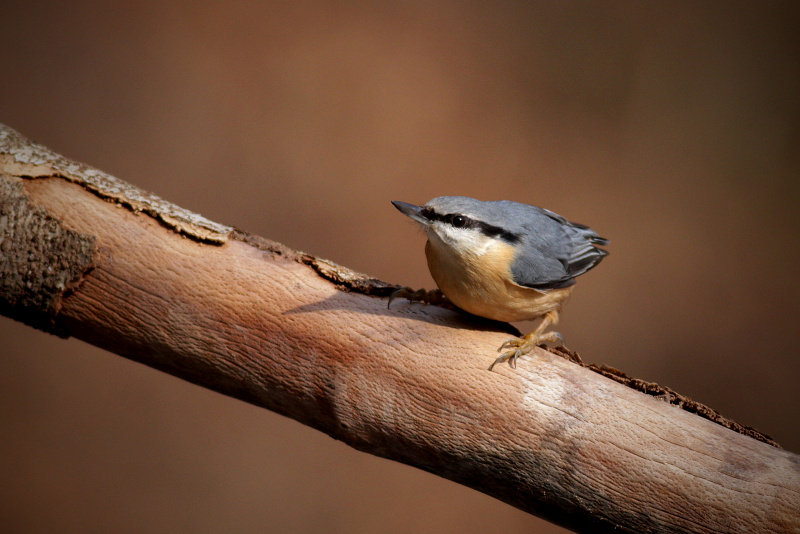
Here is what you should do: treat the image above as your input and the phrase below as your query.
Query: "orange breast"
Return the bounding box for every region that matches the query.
[425,238,572,322]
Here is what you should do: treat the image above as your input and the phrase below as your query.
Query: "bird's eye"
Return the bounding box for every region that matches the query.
[451,215,467,228]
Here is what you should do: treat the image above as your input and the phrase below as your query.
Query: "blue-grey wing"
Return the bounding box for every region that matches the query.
[510,207,608,290]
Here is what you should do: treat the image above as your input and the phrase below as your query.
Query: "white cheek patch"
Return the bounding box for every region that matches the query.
[434,225,495,257]
[473,235,496,256]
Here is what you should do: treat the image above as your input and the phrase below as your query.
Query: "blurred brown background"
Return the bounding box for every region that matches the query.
[1,2,799,533]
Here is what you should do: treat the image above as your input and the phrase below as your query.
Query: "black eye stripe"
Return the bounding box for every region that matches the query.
[477,222,521,244]
[421,208,520,244]
[420,208,466,226]
[420,207,441,221]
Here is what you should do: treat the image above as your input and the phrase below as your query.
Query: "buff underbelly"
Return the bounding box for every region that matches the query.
[425,239,573,323]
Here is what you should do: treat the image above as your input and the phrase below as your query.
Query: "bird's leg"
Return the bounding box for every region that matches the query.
[489,310,563,371]
[387,287,450,309]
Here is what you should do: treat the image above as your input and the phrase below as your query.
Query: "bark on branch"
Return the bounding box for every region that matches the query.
[1,124,798,534]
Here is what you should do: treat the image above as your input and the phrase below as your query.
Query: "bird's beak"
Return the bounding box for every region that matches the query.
[392,201,429,225]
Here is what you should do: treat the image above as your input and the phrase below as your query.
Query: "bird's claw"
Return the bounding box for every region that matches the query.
[388,287,446,309]
[388,287,412,308]
[489,330,565,371]
[498,337,521,352]
[550,332,566,345]
[490,341,533,371]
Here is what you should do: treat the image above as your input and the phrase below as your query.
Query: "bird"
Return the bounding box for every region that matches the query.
[390,196,608,370]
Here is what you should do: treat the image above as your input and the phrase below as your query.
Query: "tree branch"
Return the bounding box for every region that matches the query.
[1,124,798,534]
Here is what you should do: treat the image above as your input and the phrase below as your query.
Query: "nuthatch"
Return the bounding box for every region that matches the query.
[391,196,608,370]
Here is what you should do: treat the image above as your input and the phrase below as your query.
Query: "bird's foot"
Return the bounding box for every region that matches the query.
[387,287,449,309]
[489,330,564,371]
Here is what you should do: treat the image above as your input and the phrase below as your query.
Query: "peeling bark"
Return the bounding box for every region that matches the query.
[0,177,95,335]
